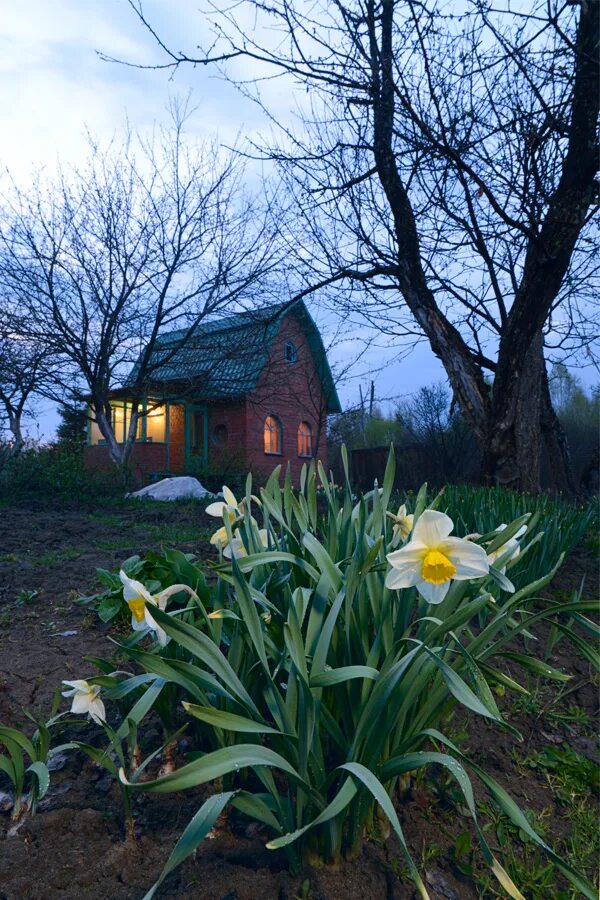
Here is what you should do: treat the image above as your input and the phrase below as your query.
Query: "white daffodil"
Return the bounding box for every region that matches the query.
[205,485,239,520]
[386,504,414,544]
[385,509,489,604]
[62,679,106,725]
[223,529,269,559]
[487,523,527,573]
[119,571,197,647]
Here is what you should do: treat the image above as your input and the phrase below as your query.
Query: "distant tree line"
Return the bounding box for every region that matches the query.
[329,369,599,494]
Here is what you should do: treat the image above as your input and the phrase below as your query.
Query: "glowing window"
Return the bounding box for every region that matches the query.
[145,404,166,442]
[264,415,282,455]
[297,421,313,458]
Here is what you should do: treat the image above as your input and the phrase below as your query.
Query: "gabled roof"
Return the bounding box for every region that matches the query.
[124,301,341,414]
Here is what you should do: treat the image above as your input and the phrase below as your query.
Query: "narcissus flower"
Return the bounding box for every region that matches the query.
[119,571,197,646]
[386,504,414,544]
[487,523,527,573]
[385,509,489,604]
[62,679,106,724]
[205,485,239,520]
[223,529,269,559]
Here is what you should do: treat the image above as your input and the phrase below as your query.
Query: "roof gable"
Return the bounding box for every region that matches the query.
[124,301,341,413]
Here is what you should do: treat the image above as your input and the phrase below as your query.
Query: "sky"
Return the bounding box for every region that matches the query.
[0,1,594,439]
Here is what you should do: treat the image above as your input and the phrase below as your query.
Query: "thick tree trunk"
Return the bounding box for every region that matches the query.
[480,334,576,494]
[481,332,544,492]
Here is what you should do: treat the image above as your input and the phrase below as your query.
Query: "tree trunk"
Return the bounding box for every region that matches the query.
[95,407,125,465]
[540,364,576,494]
[481,333,544,493]
[7,409,25,457]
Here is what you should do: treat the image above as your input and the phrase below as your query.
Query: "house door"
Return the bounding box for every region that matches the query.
[185,405,208,470]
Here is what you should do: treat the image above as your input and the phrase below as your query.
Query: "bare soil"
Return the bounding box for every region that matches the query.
[0,501,597,900]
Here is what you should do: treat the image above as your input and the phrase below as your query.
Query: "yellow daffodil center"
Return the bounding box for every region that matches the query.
[421,550,456,585]
[128,596,146,623]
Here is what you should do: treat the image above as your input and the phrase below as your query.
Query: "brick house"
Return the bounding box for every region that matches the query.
[85,302,341,484]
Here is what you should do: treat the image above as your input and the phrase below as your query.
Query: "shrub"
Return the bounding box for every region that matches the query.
[82,447,597,899]
[0,444,132,504]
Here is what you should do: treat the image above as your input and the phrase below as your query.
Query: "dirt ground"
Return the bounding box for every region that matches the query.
[0,500,597,900]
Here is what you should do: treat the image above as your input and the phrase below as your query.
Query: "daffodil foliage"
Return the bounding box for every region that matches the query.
[105,448,596,900]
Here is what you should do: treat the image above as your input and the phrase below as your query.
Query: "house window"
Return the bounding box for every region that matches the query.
[212,423,228,446]
[264,415,283,455]
[284,341,297,364]
[112,402,144,442]
[297,421,313,458]
[145,404,166,442]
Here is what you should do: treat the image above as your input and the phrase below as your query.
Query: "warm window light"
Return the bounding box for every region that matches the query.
[264,415,282,455]
[297,421,313,458]
[146,404,166,442]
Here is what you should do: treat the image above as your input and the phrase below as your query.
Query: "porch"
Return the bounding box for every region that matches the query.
[85,399,209,479]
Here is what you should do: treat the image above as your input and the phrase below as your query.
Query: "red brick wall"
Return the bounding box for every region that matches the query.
[207,401,247,468]
[84,443,168,483]
[244,313,329,484]
[169,404,186,473]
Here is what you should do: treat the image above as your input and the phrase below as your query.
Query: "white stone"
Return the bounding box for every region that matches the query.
[127,476,214,502]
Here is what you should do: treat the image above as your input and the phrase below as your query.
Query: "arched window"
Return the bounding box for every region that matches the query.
[284,341,297,364]
[264,415,283,455]
[297,421,313,458]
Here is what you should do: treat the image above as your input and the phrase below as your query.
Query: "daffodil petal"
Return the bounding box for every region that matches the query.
[120,570,153,604]
[412,510,454,547]
[206,501,226,518]
[417,580,450,605]
[222,486,237,507]
[88,698,106,724]
[442,537,489,579]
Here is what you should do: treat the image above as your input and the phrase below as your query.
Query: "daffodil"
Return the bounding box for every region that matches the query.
[223,529,269,559]
[385,509,489,604]
[487,523,527,573]
[386,503,414,544]
[119,571,197,646]
[205,485,239,520]
[62,679,106,724]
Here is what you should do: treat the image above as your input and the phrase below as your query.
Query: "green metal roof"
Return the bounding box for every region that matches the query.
[124,301,341,414]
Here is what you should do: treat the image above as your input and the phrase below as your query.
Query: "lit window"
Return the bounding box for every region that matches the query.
[145,404,166,442]
[297,421,313,458]
[264,415,282,455]
[284,341,297,364]
[111,402,143,442]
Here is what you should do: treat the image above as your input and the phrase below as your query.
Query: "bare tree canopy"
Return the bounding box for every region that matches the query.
[0,109,280,464]
[121,0,599,491]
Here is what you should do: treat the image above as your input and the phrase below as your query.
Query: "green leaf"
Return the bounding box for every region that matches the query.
[267,777,357,849]
[123,744,306,794]
[143,792,235,900]
[339,763,428,898]
[424,648,501,722]
[491,652,571,682]
[310,666,379,688]
[182,703,284,736]
[27,761,50,799]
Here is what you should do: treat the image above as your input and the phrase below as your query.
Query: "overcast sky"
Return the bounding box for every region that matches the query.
[1,1,594,439]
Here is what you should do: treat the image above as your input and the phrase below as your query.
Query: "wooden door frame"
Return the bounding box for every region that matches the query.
[184,404,208,470]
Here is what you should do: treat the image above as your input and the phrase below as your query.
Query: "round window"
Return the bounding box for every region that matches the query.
[212,424,228,446]
[284,341,298,364]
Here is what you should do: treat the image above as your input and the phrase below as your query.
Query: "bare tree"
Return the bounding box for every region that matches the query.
[0,111,279,465]
[118,0,599,491]
[0,307,56,456]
